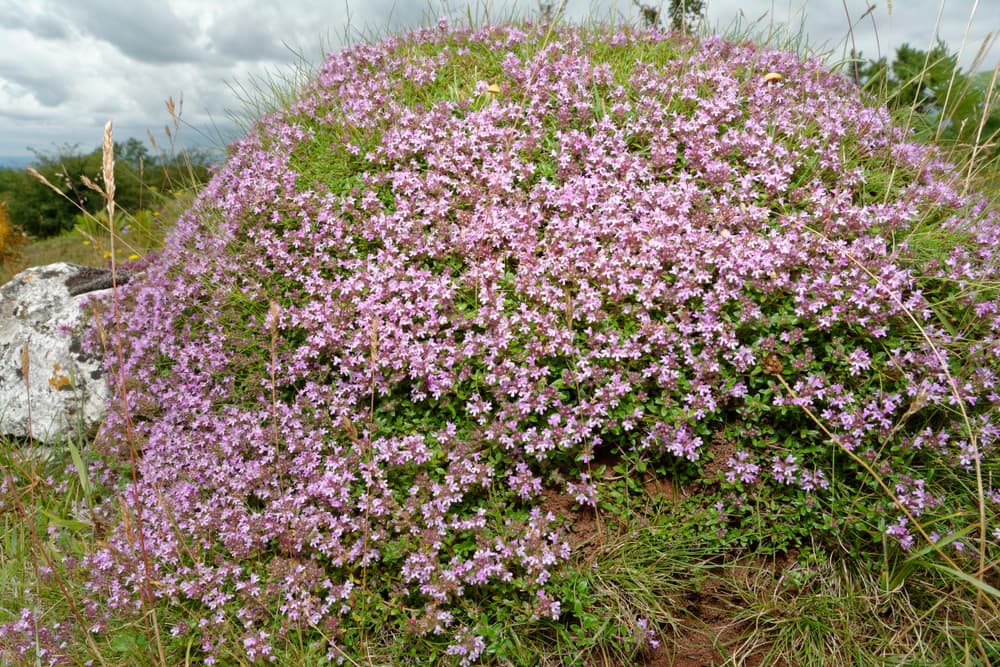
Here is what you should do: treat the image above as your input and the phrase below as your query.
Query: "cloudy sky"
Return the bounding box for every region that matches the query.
[0,0,996,164]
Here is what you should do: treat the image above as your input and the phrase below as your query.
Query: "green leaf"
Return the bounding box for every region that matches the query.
[67,441,92,505]
[38,508,91,531]
[923,561,1000,600]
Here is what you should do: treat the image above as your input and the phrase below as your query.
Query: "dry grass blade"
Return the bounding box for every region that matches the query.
[19,342,31,442]
[19,342,28,388]
[79,174,105,196]
[102,121,116,240]
[23,141,141,258]
[26,167,58,192]
[963,57,1000,195]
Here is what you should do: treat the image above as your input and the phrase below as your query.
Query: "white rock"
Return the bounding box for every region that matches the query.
[0,263,113,443]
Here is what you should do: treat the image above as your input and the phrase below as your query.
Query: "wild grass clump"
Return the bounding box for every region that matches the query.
[3,17,999,665]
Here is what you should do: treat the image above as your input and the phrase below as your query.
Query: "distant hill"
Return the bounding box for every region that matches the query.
[0,156,34,170]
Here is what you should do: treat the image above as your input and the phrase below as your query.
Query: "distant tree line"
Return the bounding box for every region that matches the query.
[853,40,1000,149]
[628,0,705,31]
[536,0,706,32]
[0,138,215,238]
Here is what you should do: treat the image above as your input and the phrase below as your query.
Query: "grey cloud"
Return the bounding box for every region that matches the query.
[0,67,70,107]
[323,0,448,43]
[203,0,434,66]
[29,14,70,40]
[60,0,203,64]
[30,81,68,106]
[208,14,293,62]
[0,105,55,122]
[0,0,71,39]
[18,14,72,40]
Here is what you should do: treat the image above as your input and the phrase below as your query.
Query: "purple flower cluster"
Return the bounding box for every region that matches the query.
[721,447,829,493]
[0,609,71,667]
[725,450,760,485]
[14,19,996,663]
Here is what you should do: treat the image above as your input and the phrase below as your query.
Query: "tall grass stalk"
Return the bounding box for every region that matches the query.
[821,5,999,644]
[100,121,167,667]
[772,226,998,660]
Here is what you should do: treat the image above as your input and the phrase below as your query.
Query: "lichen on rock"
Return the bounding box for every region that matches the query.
[0,263,112,443]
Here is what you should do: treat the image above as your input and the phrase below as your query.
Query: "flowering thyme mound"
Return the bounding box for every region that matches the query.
[90,22,999,663]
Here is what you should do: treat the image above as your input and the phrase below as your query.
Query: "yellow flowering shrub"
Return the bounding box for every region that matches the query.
[0,202,27,270]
